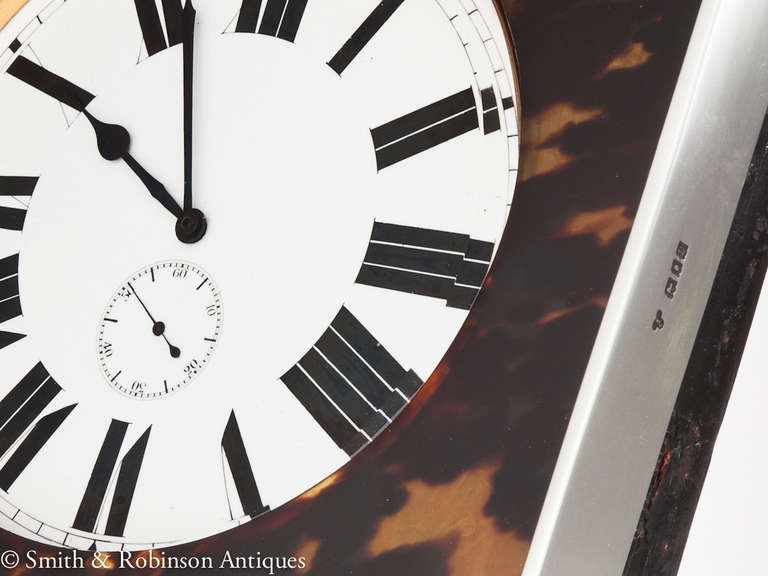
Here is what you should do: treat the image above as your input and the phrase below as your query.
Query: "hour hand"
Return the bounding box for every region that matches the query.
[6,56,182,220]
[83,110,129,161]
[83,110,182,218]
[123,153,183,219]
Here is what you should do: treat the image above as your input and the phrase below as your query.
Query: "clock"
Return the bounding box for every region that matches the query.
[0,0,518,550]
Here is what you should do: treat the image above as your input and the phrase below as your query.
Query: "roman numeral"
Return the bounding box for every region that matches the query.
[481,87,501,135]
[356,222,494,310]
[0,405,75,491]
[328,0,406,75]
[235,0,308,42]
[0,332,24,352]
[73,420,126,533]
[7,56,95,111]
[221,411,269,518]
[0,364,59,456]
[104,427,151,537]
[0,363,74,490]
[73,420,151,536]
[134,0,183,57]
[0,255,23,342]
[0,207,25,232]
[281,306,422,456]
[371,88,479,170]
[0,176,38,198]
[0,177,38,233]
[234,0,261,32]
[479,86,515,134]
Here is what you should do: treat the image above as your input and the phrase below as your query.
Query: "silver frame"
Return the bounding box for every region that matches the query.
[523,1,768,574]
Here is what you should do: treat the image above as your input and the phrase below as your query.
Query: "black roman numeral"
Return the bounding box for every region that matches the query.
[7,56,95,111]
[479,86,515,135]
[221,411,269,518]
[235,0,308,42]
[73,420,127,532]
[371,88,479,170]
[0,363,74,490]
[73,420,151,536]
[104,427,151,537]
[0,332,24,352]
[0,255,23,344]
[281,306,422,456]
[134,0,183,57]
[328,0,406,75]
[0,176,38,197]
[234,0,261,32]
[480,87,501,135]
[0,364,60,457]
[356,222,494,310]
[0,405,75,491]
[0,206,25,232]
[0,177,38,233]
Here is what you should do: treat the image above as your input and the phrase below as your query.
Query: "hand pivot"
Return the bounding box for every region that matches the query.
[175,208,207,244]
[128,282,182,359]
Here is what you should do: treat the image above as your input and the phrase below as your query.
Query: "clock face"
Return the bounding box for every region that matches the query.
[0,0,518,550]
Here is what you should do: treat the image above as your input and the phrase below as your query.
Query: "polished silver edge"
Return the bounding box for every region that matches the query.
[522,1,768,574]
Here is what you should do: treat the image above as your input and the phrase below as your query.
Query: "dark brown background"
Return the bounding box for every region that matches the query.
[0,0,705,573]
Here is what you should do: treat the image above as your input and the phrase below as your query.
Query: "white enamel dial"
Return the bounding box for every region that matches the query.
[98,261,222,399]
[0,0,519,551]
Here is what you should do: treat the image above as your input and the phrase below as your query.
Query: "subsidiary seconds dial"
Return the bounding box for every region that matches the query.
[98,262,222,398]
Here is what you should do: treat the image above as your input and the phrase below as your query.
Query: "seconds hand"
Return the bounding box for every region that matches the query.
[127,282,181,359]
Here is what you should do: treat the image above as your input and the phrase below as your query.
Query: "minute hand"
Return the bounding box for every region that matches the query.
[183,0,196,212]
[176,0,207,244]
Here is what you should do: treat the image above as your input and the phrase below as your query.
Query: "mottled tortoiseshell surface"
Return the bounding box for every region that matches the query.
[0,1,703,574]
